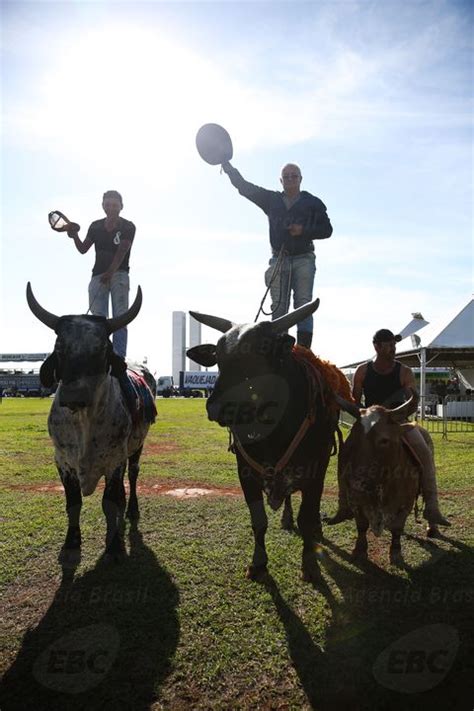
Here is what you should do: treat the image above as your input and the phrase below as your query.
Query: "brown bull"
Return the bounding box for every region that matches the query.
[336,393,427,566]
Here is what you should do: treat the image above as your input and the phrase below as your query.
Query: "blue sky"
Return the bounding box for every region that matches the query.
[1,0,472,375]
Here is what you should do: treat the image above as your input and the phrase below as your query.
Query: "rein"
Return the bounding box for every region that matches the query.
[228,358,323,478]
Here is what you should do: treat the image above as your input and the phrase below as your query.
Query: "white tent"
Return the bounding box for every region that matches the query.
[342,298,474,401]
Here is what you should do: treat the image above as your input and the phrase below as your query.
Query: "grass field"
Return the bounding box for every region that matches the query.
[0,398,473,710]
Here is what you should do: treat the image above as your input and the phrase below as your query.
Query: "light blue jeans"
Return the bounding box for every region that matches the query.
[264,252,316,333]
[88,271,130,358]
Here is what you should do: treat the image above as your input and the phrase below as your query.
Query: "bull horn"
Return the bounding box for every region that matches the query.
[334,393,361,420]
[270,298,320,334]
[387,389,419,422]
[106,287,143,334]
[26,282,59,331]
[189,311,234,334]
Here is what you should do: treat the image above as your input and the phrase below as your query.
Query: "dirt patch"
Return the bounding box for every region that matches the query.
[5,480,242,498]
[165,487,238,499]
[143,441,180,455]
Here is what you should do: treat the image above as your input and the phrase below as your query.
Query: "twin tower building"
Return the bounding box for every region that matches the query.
[172,311,203,384]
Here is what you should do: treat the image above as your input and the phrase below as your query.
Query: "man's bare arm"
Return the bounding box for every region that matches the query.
[400,364,418,397]
[67,225,93,255]
[352,363,367,405]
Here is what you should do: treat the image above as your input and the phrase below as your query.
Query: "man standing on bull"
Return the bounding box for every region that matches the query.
[67,190,135,359]
[222,161,332,349]
[329,328,450,528]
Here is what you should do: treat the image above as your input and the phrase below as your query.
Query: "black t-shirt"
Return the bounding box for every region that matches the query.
[362,361,405,408]
[86,217,135,276]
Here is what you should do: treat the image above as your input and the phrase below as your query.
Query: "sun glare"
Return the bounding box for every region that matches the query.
[36,25,234,178]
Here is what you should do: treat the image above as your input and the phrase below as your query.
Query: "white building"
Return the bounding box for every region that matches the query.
[172,311,186,384]
[188,314,202,371]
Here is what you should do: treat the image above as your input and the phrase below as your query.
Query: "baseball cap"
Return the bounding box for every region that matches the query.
[373,328,402,343]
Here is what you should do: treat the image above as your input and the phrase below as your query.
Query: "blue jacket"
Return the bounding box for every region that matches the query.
[225,165,333,256]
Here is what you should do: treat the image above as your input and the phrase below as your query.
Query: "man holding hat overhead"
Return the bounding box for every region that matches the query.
[221,160,332,349]
[328,328,450,528]
[67,190,135,359]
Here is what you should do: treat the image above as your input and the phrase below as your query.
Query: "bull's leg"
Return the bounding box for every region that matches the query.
[389,529,404,567]
[58,468,82,568]
[298,485,323,583]
[298,456,328,583]
[280,495,295,531]
[126,446,143,521]
[352,512,369,560]
[326,447,353,525]
[102,464,127,562]
[239,467,268,580]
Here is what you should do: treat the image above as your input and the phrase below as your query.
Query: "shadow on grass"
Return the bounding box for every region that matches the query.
[262,535,474,711]
[1,522,179,711]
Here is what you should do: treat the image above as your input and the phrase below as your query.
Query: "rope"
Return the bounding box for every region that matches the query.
[254,246,292,323]
[86,283,102,316]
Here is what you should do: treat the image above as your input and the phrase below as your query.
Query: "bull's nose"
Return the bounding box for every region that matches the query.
[207,400,220,422]
[59,385,91,409]
[63,402,87,411]
[267,494,284,512]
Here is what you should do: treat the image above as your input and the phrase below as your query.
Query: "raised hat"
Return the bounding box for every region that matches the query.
[196,123,233,165]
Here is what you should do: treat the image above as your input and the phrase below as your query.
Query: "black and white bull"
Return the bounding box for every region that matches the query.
[26,282,155,566]
[187,299,339,582]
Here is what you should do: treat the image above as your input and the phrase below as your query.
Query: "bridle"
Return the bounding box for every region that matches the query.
[228,357,323,478]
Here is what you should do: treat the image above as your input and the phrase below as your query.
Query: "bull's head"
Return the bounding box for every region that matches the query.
[26,282,142,410]
[335,390,419,426]
[187,299,320,444]
[336,390,419,462]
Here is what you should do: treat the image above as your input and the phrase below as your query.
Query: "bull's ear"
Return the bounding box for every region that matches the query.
[281,333,295,353]
[186,344,217,367]
[334,393,361,420]
[109,350,127,378]
[40,353,58,387]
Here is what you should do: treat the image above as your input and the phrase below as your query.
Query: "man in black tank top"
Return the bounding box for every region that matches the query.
[328,328,450,528]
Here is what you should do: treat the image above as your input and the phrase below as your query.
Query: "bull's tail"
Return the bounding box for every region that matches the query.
[331,425,344,457]
[414,493,423,523]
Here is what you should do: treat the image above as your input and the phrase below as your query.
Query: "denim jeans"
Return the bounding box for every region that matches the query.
[88,271,130,358]
[264,252,316,333]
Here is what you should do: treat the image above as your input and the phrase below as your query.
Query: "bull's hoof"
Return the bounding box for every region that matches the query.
[246,564,268,581]
[58,546,81,569]
[423,509,451,527]
[103,548,127,565]
[103,534,126,564]
[302,555,322,584]
[280,516,295,532]
[351,547,368,562]
[389,549,404,568]
[426,524,441,539]
[324,509,353,525]
[126,506,140,521]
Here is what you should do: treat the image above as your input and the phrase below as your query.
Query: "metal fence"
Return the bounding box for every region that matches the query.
[339,395,474,440]
[417,395,474,439]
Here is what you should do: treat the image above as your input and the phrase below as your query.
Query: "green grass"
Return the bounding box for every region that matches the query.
[0,399,473,710]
